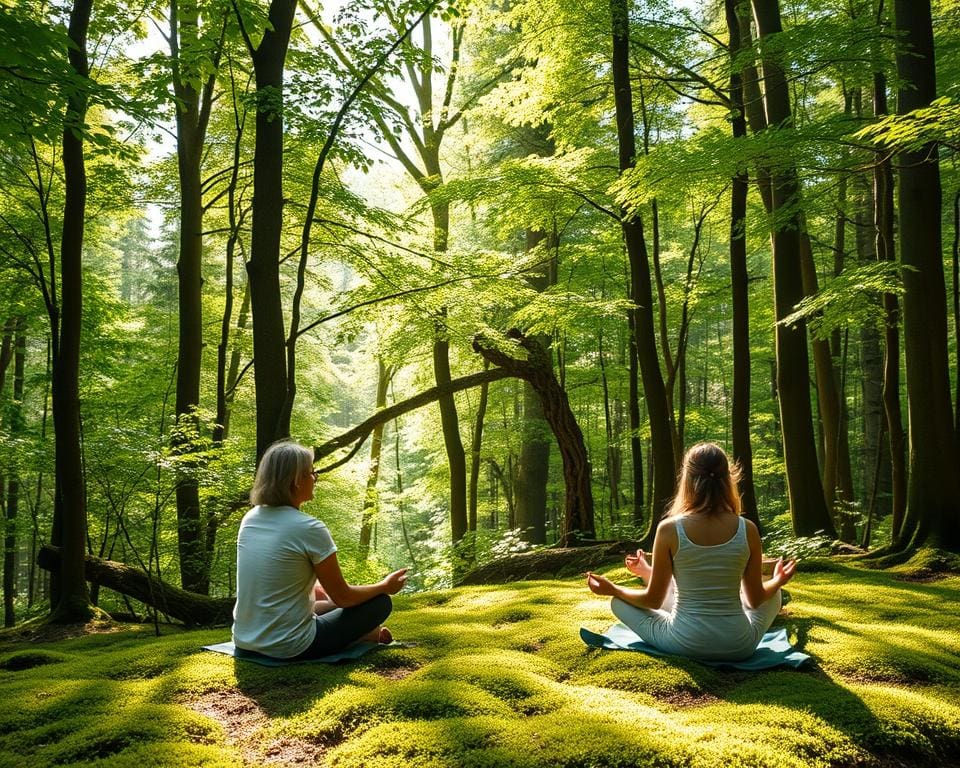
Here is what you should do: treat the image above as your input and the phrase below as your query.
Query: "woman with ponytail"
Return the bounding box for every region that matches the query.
[586,442,796,662]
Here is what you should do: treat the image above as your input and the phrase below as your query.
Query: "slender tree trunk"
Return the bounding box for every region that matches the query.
[831,172,856,540]
[51,0,94,622]
[360,360,392,557]
[952,189,960,436]
[171,0,217,594]
[2,318,24,626]
[725,0,760,528]
[515,226,555,545]
[627,280,644,522]
[246,0,297,461]
[751,0,835,537]
[434,313,468,544]
[893,0,960,550]
[599,329,620,522]
[611,0,676,543]
[870,67,907,541]
[468,366,490,536]
[855,165,891,525]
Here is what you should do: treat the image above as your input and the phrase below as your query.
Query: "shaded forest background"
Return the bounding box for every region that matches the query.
[1,0,959,626]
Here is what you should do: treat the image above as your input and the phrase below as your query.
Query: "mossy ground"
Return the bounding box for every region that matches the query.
[2,559,959,767]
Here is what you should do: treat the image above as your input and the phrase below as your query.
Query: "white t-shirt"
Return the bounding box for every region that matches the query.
[232,505,337,658]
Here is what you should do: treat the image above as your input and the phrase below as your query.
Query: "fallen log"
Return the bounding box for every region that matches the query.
[456,541,639,585]
[38,545,234,627]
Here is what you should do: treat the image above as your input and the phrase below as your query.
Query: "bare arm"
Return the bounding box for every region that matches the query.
[741,519,796,609]
[587,521,676,609]
[313,552,408,608]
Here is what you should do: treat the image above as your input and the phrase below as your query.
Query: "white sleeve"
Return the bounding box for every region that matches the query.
[304,519,337,564]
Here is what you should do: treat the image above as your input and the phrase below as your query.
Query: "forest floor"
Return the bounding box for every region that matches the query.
[1,551,959,768]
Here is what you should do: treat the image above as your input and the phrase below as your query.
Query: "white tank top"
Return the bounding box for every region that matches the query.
[672,515,749,618]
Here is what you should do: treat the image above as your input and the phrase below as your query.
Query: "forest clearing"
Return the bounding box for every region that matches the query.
[1,553,959,768]
[3,0,960,764]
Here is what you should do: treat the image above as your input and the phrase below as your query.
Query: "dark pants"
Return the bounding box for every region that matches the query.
[292,593,392,660]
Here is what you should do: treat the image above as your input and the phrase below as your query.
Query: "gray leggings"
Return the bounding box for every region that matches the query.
[292,593,392,659]
[611,580,782,661]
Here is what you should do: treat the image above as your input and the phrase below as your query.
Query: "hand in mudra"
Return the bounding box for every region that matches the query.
[624,549,652,581]
[772,558,797,587]
[586,571,616,597]
[382,568,409,594]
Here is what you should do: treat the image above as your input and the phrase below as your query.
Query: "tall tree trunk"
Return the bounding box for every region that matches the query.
[611,0,676,543]
[751,0,836,537]
[952,189,960,437]
[855,166,890,527]
[359,360,392,557]
[725,0,760,528]
[468,366,490,537]
[50,0,94,622]
[599,328,620,523]
[893,0,960,550]
[246,0,297,461]
[434,313,468,544]
[627,314,644,522]
[171,0,221,594]
[515,227,556,545]
[2,318,24,626]
[829,152,856,540]
[870,66,907,541]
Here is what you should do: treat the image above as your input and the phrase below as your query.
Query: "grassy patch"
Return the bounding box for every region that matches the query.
[1,562,958,767]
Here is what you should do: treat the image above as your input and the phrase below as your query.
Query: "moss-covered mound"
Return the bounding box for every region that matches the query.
[1,560,958,767]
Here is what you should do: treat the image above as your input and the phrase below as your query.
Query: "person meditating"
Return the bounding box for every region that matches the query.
[232,440,408,660]
[586,442,796,662]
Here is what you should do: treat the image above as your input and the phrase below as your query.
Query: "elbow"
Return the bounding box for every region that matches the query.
[325,588,355,608]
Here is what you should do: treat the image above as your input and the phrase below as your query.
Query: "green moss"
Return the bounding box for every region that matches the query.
[0,649,69,671]
[0,565,958,767]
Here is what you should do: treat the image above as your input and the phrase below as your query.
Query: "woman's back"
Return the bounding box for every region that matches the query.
[672,515,750,619]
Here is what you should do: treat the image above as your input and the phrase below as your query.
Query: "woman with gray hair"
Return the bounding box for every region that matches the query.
[232,440,408,659]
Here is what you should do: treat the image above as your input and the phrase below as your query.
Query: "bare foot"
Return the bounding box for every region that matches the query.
[378,626,393,644]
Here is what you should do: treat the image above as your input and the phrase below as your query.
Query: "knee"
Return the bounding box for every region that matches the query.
[610,596,628,619]
[371,593,393,623]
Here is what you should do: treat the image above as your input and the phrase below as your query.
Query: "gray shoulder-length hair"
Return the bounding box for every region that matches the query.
[250,440,315,507]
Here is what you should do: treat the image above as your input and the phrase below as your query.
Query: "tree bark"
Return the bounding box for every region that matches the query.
[468,368,490,536]
[38,545,233,627]
[751,0,836,537]
[870,67,907,542]
[359,360,392,557]
[611,0,676,541]
[474,332,595,545]
[725,0,760,528]
[314,367,514,465]
[50,0,94,622]
[246,0,297,461]
[3,318,24,626]
[171,0,222,595]
[855,166,890,527]
[893,0,960,550]
[514,227,556,545]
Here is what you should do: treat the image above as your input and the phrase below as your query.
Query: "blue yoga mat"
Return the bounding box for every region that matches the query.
[202,640,379,666]
[580,624,810,670]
